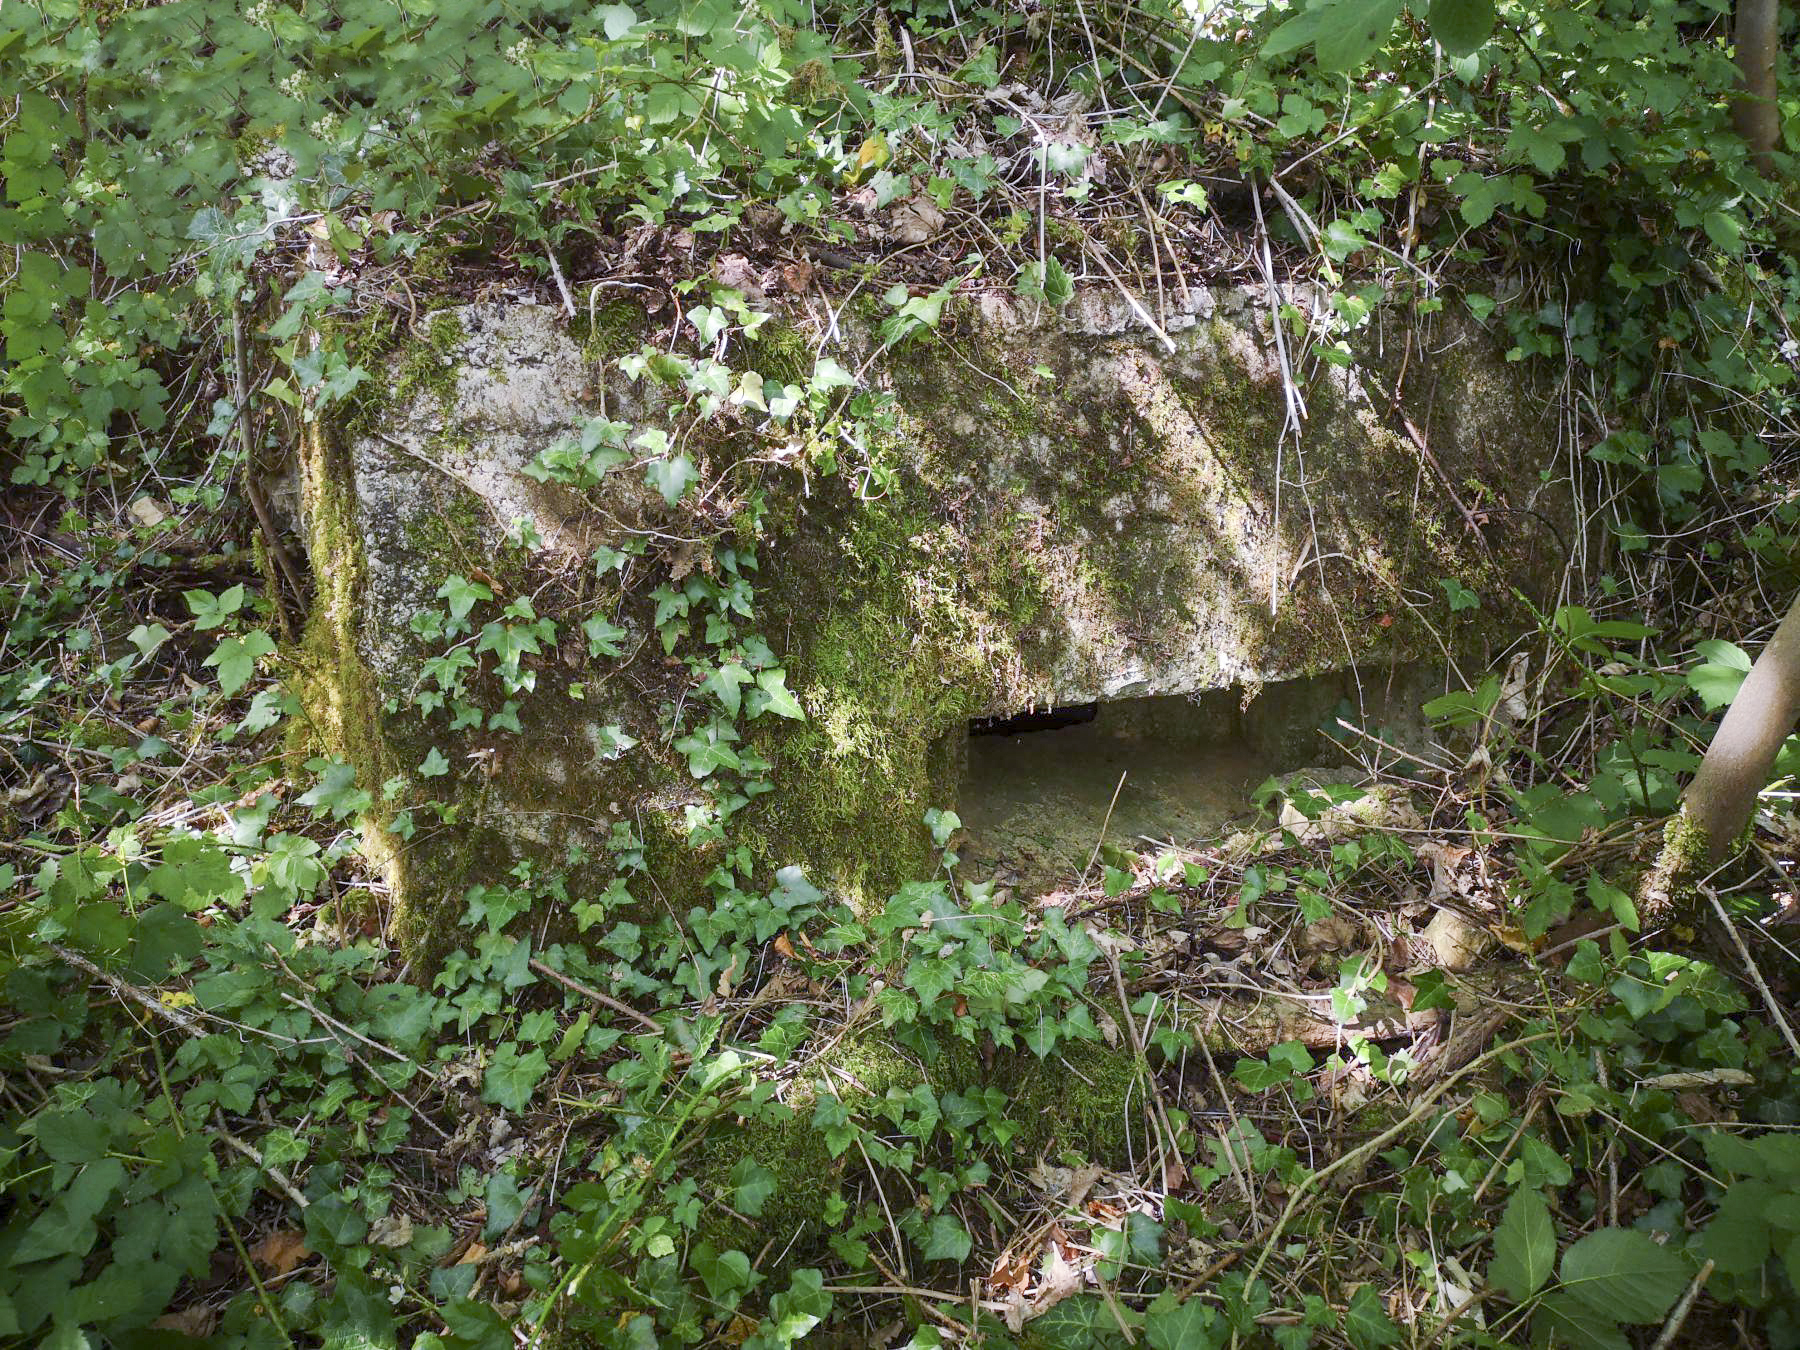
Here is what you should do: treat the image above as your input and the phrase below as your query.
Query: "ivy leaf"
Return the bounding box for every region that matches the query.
[1343,1284,1399,1348]
[730,1159,777,1217]
[746,668,804,720]
[204,629,276,696]
[1016,257,1073,308]
[299,759,372,820]
[1144,1292,1218,1350]
[1489,1188,1555,1300]
[692,1243,759,1301]
[592,724,638,761]
[705,661,750,717]
[437,574,493,622]
[582,613,628,658]
[919,1213,972,1262]
[1557,1228,1687,1323]
[418,747,451,778]
[482,1043,549,1112]
[675,727,741,777]
[646,453,698,505]
[1438,577,1481,611]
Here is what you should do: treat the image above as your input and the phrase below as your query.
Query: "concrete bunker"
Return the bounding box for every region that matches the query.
[299,296,1561,957]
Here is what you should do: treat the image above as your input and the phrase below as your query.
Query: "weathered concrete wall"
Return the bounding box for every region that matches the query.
[297,287,1565,959]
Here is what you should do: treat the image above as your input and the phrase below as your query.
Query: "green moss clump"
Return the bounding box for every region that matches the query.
[287,421,403,917]
[572,299,649,366]
[748,476,1056,911]
[744,321,813,388]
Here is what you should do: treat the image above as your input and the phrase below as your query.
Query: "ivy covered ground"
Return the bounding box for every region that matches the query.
[5,0,1800,1346]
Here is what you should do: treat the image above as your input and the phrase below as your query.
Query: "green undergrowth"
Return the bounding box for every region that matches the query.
[7,0,1800,1344]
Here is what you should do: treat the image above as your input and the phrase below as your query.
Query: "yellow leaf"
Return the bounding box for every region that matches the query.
[847,135,889,183]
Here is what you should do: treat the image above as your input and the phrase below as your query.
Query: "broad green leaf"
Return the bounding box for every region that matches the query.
[1688,640,1751,711]
[204,628,276,696]
[598,4,638,38]
[1489,1188,1555,1300]
[13,1158,125,1262]
[185,583,247,630]
[1266,0,1404,72]
[1533,1291,1631,1350]
[1557,1228,1687,1323]
[1703,209,1742,252]
[1427,0,1495,54]
[40,1325,90,1350]
[129,622,173,659]
[1700,1183,1771,1274]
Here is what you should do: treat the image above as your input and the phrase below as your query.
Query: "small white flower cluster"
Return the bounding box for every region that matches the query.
[506,38,532,65]
[279,70,308,98]
[245,0,273,28]
[310,112,340,140]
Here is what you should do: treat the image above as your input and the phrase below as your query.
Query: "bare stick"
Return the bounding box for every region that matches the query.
[529,957,664,1033]
[1650,1259,1714,1350]
[1081,770,1129,883]
[214,1112,310,1209]
[50,943,204,1035]
[1082,240,1176,354]
[1704,886,1800,1059]
[544,247,577,318]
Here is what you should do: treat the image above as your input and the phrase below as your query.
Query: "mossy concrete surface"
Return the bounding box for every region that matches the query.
[297,289,1563,960]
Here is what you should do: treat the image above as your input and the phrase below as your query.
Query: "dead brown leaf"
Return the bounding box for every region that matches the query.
[249,1229,311,1276]
[152,1307,218,1339]
[711,253,764,301]
[887,196,945,244]
[777,259,815,293]
[1298,915,1361,956]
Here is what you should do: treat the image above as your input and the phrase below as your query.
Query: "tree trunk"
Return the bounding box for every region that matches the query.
[1645,590,1800,921]
[1734,0,1781,179]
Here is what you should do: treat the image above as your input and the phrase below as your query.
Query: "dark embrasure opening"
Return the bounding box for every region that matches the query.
[969,702,1098,737]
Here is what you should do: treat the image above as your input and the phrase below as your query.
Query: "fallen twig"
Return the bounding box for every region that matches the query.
[529,956,665,1033]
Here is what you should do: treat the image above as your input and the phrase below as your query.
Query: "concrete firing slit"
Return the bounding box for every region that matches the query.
[955,678,1370,895]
